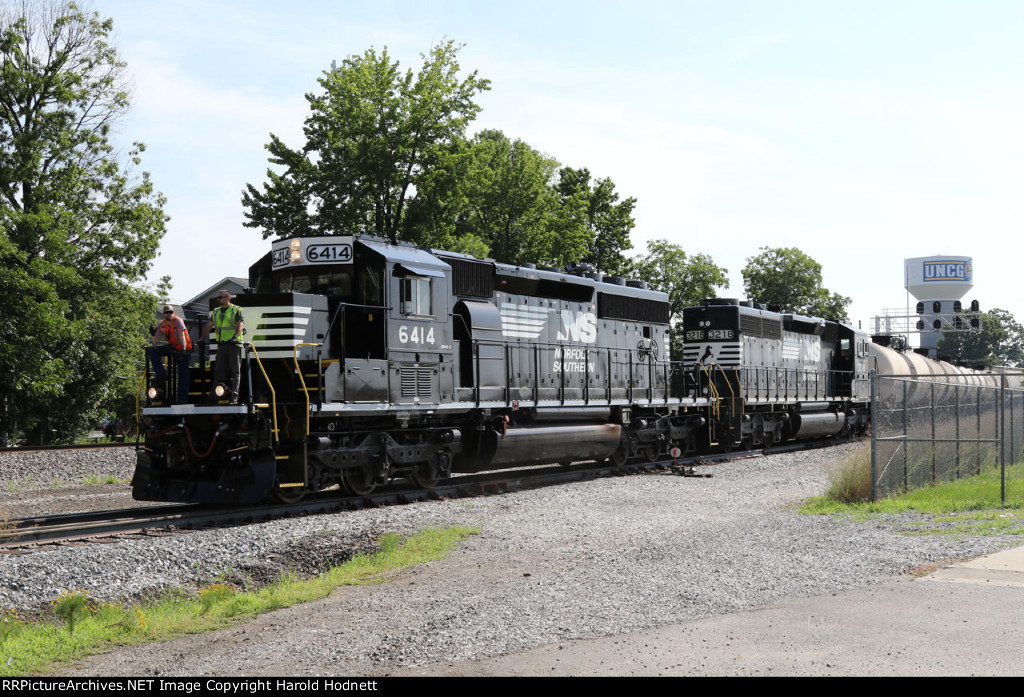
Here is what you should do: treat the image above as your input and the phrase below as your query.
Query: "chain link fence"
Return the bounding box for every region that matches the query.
[871,372,1024,503]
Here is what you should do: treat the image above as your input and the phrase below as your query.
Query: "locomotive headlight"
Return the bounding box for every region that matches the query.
[214,383,227,398]
[289,238,302,262]
[147,386,161,400]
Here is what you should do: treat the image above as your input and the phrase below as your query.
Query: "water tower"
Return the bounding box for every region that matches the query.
[905,256,976,356]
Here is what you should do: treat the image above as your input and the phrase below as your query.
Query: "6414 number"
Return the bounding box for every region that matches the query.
[398,325,435,345]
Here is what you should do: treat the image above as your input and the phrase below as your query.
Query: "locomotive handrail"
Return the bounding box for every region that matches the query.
[292,342,324,437]
[697,363,720,418]
[133,371,146,440]
[465,337,684,408]
[243,342,279,446]
[323,301,391,352]
[721,365,739,417]
[700,363,738,418]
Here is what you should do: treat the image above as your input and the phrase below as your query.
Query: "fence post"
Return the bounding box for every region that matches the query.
[871,373,877,502]
[1001,379,1006,504]
[976,381,982,475]
[955,382,961,478]
[903,379,909,493]
[930,380,936,485]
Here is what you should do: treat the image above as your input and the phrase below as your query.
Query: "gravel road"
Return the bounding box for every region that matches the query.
[1,443,1020,676]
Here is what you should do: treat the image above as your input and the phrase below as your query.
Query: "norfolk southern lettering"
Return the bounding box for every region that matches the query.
[553,346,596,373]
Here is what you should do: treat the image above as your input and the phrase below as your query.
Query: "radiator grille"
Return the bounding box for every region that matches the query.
[400,367,434,397]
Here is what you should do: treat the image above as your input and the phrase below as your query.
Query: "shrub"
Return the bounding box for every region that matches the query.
[825,445,873,503]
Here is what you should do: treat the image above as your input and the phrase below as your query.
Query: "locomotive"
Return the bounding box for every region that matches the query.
[136,235,707,503]
[680,299,872,450]
[134,235,879,505]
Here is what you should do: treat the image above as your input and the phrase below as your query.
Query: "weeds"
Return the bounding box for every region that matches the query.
[197,583,235,614]
[0,525,479,676]
[50,590,97,635]
[81,474,121,486]
[823,444,872,504]
[804,444,1024,537]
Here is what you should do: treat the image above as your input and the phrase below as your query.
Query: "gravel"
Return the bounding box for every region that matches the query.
[0,447,136,492]
[1,443,1021,674]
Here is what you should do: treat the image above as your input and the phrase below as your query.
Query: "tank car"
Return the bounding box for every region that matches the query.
[133,235,712,504]
[680,299,873,449]
[866,339,1003,405]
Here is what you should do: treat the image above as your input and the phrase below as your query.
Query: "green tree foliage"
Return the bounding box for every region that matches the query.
[741,246,851,321]
[0,1,166,444]
[555,167,635,276]
[937,308,1024,368]
[447,134,638,269]
[633,239,729,357]
[455,129,587,266]
[242,41,490,243]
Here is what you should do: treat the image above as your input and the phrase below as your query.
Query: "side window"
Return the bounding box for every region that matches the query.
[401,276,432,316]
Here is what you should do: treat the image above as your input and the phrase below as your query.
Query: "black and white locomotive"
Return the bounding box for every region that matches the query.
[134,235,873,504]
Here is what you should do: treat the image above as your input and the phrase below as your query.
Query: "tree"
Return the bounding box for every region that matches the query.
[633,239,729,357]
[555,167,635,276]
[0,1,166,443]
[741,247,851,321]
[456,129,587,266]
[938,308,1024,368]
[242,41,490,243]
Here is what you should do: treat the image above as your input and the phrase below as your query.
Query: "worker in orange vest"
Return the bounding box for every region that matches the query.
[148,304,193,403]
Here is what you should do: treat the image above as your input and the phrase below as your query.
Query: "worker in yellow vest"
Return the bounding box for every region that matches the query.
[201,290,245,403]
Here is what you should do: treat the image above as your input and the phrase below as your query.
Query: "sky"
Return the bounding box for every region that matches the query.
[90,0,1023,338]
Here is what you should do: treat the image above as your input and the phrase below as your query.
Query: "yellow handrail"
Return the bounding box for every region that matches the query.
[292,342,323,438]
[699,363,741,420]
[244,342,279,445]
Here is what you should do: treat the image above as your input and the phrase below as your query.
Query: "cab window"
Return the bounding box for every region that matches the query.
[401,276,432,316]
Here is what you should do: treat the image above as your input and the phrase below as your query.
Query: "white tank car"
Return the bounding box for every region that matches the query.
[868,343,1000,405]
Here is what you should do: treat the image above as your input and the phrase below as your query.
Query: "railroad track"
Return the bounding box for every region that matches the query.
[0,441,135,454]
[0,439,841,552]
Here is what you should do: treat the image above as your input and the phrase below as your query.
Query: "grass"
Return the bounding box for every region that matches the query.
[3,474,122,493]
[80,474,121,486]
[802,444,1024,535]
[0,525,478,676]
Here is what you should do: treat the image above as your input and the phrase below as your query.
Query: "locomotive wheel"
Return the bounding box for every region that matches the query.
[271,487,306,504]
[642,445,660,462]
[408,463,440,489]
[343,468,376,496]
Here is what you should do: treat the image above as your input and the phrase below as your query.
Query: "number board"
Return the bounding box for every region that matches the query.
[305,243,353,263]
[271,248,290,268]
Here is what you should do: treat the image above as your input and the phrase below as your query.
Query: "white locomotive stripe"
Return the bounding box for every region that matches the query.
[499,304,551,338]
[251,328,306,337]
[501,319,548,331]
[500,304,550,317]
[256,317,310,326]
[244,305,312,314]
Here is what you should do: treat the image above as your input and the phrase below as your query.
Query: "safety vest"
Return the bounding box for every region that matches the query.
[160,315,193,351]
[212,304,242,342]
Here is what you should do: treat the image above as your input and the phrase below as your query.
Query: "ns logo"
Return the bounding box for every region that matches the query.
[556,311,598,344]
